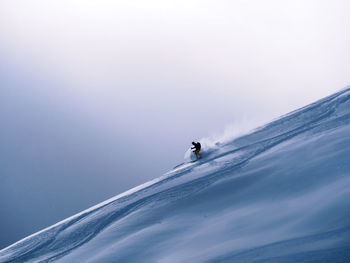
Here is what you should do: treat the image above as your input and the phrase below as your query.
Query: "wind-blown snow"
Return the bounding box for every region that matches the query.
[1,88,350,263]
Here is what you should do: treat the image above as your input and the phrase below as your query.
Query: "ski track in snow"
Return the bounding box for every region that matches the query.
[1,87,350,262]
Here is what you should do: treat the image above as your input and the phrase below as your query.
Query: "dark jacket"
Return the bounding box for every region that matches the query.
[191,142,201,151]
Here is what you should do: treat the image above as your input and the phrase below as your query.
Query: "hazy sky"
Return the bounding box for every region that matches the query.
[1,0,349,249]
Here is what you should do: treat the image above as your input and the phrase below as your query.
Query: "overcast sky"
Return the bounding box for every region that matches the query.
[1,0,349,249]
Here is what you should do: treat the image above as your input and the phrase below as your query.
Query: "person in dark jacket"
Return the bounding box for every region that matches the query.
[191,141,201,158]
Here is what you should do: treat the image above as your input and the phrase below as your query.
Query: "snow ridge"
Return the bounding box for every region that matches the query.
[1,87,350,262]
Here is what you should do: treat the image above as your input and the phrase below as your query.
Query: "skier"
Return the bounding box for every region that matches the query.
[191,141,201,158]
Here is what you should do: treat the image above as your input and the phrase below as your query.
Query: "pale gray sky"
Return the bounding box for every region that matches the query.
[0,0,349,249]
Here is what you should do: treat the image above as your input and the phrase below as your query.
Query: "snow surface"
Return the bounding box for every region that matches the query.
[1,88,350,262]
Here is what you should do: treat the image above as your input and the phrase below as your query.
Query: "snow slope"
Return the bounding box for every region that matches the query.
[1,88,350,263]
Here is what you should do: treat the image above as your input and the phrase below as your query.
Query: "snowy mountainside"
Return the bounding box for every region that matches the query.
[1,88,350,262]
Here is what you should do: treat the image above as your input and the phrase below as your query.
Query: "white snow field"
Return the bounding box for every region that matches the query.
[2,88,350,263]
